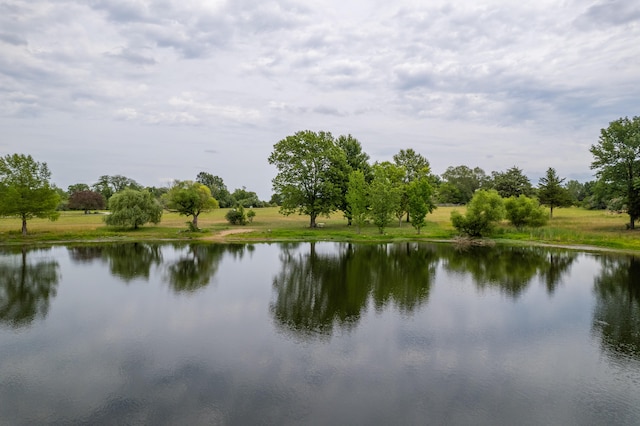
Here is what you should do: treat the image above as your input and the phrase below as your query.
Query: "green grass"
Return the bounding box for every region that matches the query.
[0,206,638,252]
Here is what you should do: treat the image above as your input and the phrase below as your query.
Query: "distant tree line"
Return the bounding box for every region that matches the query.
[1,115,638,235]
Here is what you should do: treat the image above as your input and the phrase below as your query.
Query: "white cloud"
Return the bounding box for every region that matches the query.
[0,0,639,197]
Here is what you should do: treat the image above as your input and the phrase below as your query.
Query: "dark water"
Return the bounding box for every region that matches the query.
[1,242,640,425]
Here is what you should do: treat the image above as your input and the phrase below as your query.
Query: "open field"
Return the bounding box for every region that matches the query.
[0,206,639,251]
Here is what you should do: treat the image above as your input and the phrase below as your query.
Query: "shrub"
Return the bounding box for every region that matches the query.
[504,195,548,229]
[451,190,505,237]
[225,206,247,225]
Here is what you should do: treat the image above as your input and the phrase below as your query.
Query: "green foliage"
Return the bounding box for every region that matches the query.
[336,134,372,224]
[451,190,505,237]
[104,189,162,229]
[0,153,61,236]
[268,130,349,228]
[247,209,256,223]
[92,175,142,203]
[226,206,247,225]
[163,181,219,229]
[538,168,572,218]
[440,165,487,204]
[590,116,640,229]
[369,162,403,233]
[407,177,436,234]
[231,186,262,208]
[346,170,369,233]
[393,148,432,223]
[489,166,534,198]
[504,195,548,229]
[196,172,233,207]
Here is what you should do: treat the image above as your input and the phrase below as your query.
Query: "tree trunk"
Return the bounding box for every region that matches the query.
[193,214,199,229]
[630,217,635,230]
[21,216,27,236]
[550,206,554,219]
[310,213,317,228]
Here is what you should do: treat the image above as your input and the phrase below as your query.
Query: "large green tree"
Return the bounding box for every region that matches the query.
[490,166,534,198]
[537,167,572,218]
[196,172,233,208]
[163,181,219,230]
[336,134,372,225]
[104,189,162,229]
[268,130,348,228]
[406,177,435,234]
[369,162,404,233]
[0,154,60,236]
[92,175,142,203]
[393,148,431,222]
[590,116,640,229]
[440,165,488,204]
[67,190,106,214]
[345,170,369,234]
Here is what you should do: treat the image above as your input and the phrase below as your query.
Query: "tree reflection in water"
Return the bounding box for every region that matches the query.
[441,245,577,297]
[164,243,233,293]
[68,243,163,282]
[0,247,59,328]
[270,242,438,339]
[592,255,640,361]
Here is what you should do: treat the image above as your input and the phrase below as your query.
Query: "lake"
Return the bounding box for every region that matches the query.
[1,242,639,425]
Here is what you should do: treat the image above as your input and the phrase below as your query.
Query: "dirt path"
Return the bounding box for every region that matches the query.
[203,228,256,241]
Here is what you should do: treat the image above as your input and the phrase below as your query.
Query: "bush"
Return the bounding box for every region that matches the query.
[504,195,548,229]
[451,190,505,237]
[247,209,256,223]
[225,206,247,225]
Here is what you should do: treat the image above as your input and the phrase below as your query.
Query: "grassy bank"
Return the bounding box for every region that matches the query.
[0,206,638,251]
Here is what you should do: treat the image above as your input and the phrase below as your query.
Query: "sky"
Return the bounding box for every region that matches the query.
[1,0,638,199]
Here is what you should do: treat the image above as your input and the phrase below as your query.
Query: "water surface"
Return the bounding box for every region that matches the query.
[1,242,639,425]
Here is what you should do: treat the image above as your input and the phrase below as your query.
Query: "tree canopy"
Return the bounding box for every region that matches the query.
[268,130,349,228]
[490,166,534,198]
[440,165,487,204]
[0,154,60,236]
[163,181,219,230]
[68,190,106,213]
[590,116,640,229]
[537,168,572,218]
[104,188,162,229]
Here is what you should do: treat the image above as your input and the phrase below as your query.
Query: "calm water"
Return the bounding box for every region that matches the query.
[1,242,640,425]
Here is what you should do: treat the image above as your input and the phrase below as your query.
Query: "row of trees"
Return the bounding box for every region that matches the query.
[267,116,640,233]
[1,116,638,235]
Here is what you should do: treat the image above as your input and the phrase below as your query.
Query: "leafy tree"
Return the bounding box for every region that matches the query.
[489,166,534,198]
[504,195,548,229]
[440,165,488,204]
[68,190,106,213]
[537,168,572,218]
[369,162,403,233]
[268,130,348,228]
[269,193,282,206]
[407,177,435,234]
[590,116,640,229]
[393,148,431,222]
[196,172,233,208]
[336,134,372,225]
[0,154,60,236]
[231,186,262,208]
[163,181,219,230]
[92,175,142,203]
[346,170,369,233]
[67,183,90,194]
[565,180,587,205]
[451,189,505,237]
[104,189,162,229]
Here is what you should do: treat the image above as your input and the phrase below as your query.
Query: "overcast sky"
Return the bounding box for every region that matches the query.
[1,0,638,199]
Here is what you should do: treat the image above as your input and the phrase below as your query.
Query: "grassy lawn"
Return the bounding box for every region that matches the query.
[0,206,638,251]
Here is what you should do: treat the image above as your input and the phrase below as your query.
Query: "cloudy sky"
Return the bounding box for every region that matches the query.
[1,0,638,199]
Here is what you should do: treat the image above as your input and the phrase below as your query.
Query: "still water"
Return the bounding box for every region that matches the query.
[1,242,639,425]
